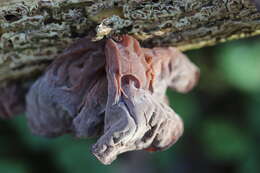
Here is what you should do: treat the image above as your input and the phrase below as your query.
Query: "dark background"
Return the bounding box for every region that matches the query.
[1,37,260,173]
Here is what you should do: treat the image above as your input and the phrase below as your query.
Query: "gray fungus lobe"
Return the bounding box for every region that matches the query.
[26,35,199,165]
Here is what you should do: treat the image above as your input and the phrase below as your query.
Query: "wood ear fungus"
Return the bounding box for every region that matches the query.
[26,35,199,164]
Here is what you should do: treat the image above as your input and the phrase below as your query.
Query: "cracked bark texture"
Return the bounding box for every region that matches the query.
[0,0,260,87]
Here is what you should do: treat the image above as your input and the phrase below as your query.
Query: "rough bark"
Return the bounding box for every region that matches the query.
[0,0,260,87]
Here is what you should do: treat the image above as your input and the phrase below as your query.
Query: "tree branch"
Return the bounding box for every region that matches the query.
[0,0,260,86]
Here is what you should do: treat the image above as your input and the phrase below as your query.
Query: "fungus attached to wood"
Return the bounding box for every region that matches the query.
[26,35,199,165]
[26,37,107,137]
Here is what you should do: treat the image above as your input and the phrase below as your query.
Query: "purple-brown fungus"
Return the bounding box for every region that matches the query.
[26,35,199,165]
[26,37,107,137]
[92,36,185,164]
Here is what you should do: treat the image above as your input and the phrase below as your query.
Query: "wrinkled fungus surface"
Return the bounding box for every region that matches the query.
[26,37,107,137]
[26,35,199,165]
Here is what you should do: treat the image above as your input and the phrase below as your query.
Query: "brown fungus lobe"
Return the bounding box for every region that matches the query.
[26,37,107,137]
[26,35,199,164]
[92,36,184,164]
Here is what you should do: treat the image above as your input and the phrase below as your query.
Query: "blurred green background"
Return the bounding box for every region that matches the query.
[1,37,260,173]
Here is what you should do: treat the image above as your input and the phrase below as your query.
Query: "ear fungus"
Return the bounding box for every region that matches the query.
[25,35,199,165]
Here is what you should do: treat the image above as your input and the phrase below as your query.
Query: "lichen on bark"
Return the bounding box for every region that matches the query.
[0,0,260,87]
